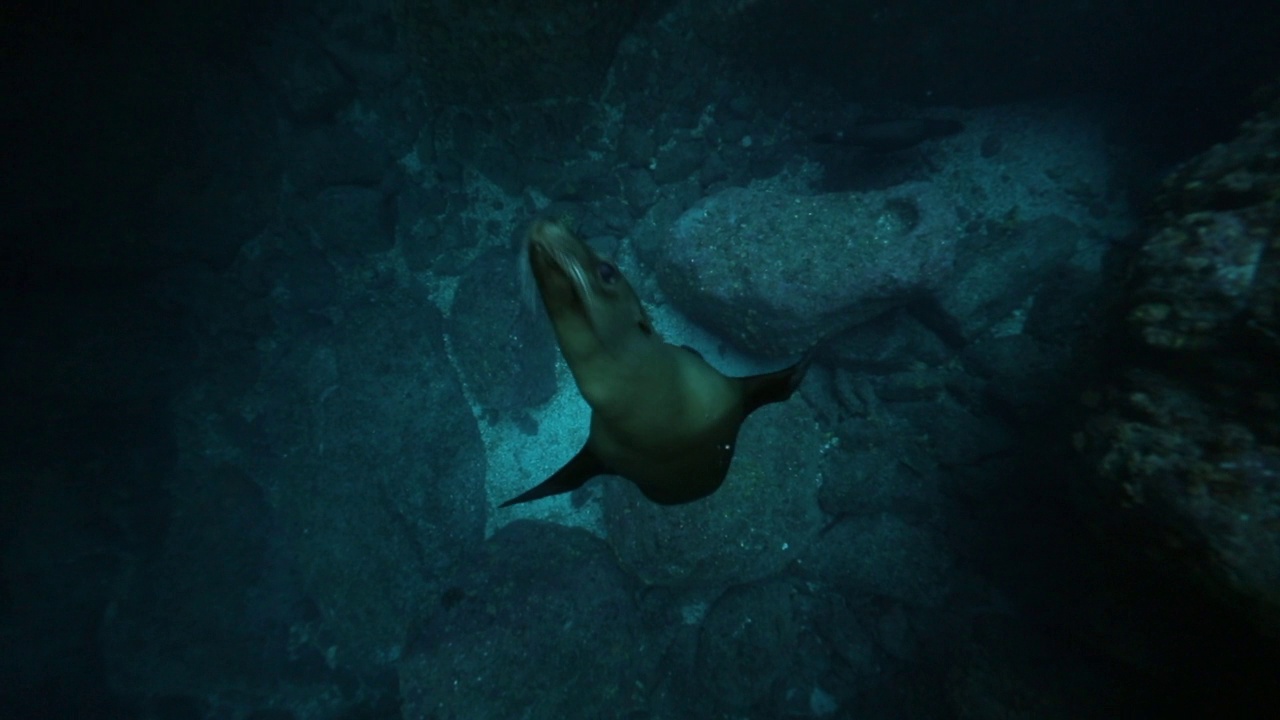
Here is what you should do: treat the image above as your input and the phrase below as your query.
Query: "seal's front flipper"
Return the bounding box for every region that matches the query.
[740,350,815,416]
[499,445,608,508]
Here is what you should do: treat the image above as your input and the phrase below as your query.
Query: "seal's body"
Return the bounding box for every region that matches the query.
[499,219,810,507]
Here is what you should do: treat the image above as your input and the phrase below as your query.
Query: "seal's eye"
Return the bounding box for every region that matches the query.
[597,261,619,284]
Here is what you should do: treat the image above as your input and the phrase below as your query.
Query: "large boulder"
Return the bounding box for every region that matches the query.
[658,181,960,355]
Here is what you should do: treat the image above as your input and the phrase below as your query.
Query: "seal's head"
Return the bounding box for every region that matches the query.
[525,219,658,406]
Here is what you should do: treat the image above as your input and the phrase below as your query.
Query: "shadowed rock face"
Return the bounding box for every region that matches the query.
[396,0,651,106]
[399,521,654,720]
[689,1,1280,123]
[1080,98,1280,638]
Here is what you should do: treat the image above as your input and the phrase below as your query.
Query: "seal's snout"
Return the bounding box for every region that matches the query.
[526,220,596,313]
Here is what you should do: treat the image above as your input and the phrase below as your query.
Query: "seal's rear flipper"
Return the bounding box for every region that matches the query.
[499,445,608,508]
[740,350,815,416]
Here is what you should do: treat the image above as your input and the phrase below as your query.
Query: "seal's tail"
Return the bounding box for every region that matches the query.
[739,349,814,416]
[498,444,608,508]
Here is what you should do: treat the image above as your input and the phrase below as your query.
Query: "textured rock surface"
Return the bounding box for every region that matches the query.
[695,580,800,710]
[448,247,558,424]
[659,182,960,355]
[805,514,954,608]
[1081,100,1280,636]
[399,521,653,720]
[252,290,488,670]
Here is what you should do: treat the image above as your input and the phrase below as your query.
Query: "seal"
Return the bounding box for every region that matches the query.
[500,219,812,507]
